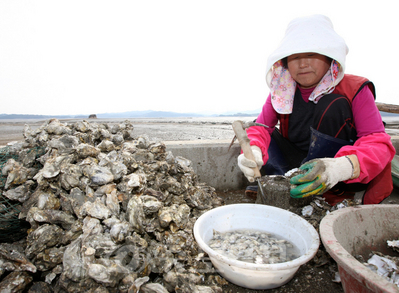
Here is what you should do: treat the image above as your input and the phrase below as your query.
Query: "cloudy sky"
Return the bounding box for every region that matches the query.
[0,1,397,116]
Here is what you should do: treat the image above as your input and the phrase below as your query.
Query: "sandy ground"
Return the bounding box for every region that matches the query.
[0,117,239,146]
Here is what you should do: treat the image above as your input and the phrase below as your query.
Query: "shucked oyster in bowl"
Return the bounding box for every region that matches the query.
[193,203,319,290]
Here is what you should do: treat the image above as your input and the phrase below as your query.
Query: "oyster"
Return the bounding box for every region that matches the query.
[25,224,65,258]
[87,262,129,287]
[364,252,399,287]
[26,207,75,230]
[387,240,399,252]
[0,243,36,273]
[0,271,33,292]
[3,180,35,202]
[208,229,299,264]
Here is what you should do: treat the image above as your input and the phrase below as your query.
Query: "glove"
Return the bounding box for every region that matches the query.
[237,145,264,182]
[290,156,354,198]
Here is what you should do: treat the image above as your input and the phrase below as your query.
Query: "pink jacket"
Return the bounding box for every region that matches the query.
[247,85,396,186]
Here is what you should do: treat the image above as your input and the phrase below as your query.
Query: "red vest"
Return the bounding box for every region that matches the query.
[278,74,374,138]
[277,74,392,204]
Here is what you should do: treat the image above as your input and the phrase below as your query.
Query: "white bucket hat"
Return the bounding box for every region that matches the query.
[265,15,349,114]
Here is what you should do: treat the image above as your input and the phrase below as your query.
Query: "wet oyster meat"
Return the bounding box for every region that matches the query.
[0,119,224,292]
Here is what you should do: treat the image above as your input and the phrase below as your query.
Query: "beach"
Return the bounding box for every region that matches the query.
[1,115,399,147]
[0,117,248,147]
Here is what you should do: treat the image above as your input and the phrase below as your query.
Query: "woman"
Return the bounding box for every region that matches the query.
[238,14,396,205]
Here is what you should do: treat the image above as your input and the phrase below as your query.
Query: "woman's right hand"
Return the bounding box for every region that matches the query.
[237,145,263,182]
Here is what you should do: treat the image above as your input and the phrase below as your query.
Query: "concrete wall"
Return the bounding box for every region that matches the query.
[166,136,399,191]
[165,139,245,191]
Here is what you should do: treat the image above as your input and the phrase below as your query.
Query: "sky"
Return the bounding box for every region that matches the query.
[0,1,397,116]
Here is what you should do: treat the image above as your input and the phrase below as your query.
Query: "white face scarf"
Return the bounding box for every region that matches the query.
[265,15,348,114]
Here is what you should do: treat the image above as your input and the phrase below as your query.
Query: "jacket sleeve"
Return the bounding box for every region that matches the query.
[246,94,278,164]
[335,131,395,184]
[334,86,396,184]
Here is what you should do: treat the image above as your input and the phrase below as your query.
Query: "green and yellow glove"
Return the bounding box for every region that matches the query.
[290,157,355,198]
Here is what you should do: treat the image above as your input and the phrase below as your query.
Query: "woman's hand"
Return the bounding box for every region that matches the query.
[290,156,358,198]
[237,146,263,182]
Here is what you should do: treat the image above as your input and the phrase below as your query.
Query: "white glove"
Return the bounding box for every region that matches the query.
[237,145,264,182]
[290,156,355,197]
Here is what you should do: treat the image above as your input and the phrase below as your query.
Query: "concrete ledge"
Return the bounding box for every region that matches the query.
[165,140,245,191]
[165,136,399,191]
[2,136,398,191]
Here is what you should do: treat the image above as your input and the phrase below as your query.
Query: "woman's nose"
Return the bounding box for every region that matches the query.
[299,58,309,68]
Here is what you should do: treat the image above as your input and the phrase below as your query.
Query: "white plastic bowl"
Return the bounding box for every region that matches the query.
[193,204,319,290]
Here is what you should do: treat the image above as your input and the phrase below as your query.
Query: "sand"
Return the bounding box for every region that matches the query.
[0,117,242,146]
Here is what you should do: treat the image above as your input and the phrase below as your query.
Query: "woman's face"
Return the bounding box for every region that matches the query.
[287,53,331,88]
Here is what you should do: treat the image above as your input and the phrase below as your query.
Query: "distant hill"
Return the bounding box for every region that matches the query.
[0,111,204,120]
[96,109,261,118]
[0,113,87,119]
[0,109,261,119]
[97,110,208,118]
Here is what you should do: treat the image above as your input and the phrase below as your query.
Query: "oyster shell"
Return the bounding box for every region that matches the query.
[0,243,36,273]
[25,224,64,258]
[0,271,33,292]
[26,207,75,230]
[3,180,35,202]
[388,239,399,252]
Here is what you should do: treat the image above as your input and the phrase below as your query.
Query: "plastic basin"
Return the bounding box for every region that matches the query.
[320,204,399,293]
[193,204,319,290]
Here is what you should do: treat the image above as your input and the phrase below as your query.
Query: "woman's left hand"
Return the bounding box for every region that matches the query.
[290,156,356,198]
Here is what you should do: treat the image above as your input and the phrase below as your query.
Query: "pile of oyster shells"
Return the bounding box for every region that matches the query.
[0,119,226,292]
